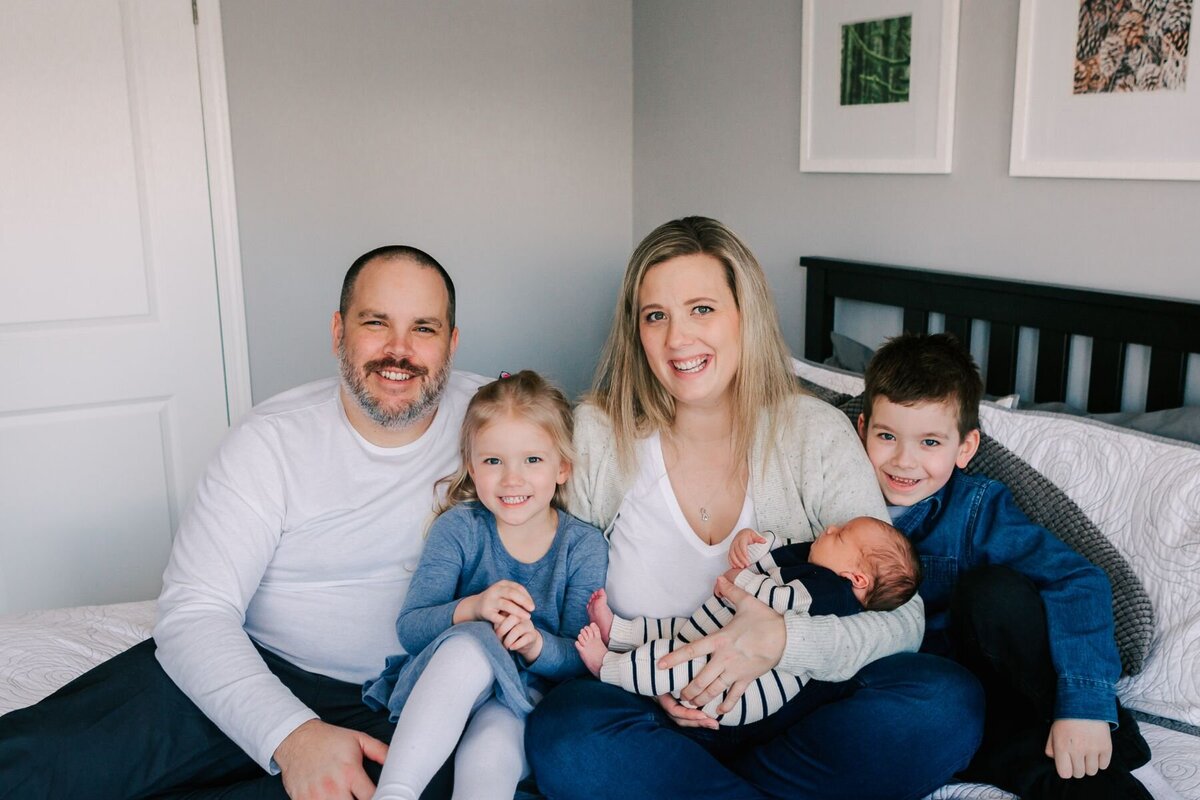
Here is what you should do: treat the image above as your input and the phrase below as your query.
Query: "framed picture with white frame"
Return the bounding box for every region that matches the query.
[800,0,960,174]
[1010,0,1200,181]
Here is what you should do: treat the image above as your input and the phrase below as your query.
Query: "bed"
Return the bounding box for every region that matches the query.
[0,601,156,717]
[2,258,1198,798]
[798,256,1200,799]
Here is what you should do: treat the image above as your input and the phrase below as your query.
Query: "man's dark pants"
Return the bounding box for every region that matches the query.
[0,638,451,800]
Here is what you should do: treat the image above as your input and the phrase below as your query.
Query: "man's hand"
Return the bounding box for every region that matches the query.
[454,580,535,624]
[273,719,388,800]
[656,576,785,714]
[494,613,544,662]
[655,693,719,730]
[1045,718,1113,779]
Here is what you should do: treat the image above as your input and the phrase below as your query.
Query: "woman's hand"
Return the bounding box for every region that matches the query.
[494,612,544,662]
[655,694,718,730]
[454,580,535,624]
[656,576,785,713]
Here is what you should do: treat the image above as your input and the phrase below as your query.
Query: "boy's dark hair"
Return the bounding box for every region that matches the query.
[862,332,982,438]
[861,520,922,611]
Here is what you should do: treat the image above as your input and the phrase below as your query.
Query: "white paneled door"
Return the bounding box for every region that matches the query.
[0,0,232,613]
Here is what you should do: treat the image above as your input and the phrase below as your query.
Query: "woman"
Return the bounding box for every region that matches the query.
[526,217,983,799]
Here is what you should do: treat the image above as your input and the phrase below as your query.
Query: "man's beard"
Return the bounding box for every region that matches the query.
[337,342,452,429]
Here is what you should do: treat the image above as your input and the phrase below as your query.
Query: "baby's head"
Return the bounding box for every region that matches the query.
[438,370,575,517]
[809,516,921,611]
[858,333,982,507]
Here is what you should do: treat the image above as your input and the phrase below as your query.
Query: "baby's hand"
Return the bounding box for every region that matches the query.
[495,613,543,662]
[728,528,766,569]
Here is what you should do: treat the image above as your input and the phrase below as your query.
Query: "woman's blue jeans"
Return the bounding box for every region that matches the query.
[526,652,983,800]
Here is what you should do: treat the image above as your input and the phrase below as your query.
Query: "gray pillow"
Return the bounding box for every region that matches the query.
[823,332,876,374]
[800,377,1155,676]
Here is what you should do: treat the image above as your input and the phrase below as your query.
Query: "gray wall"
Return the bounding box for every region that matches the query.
[633,0,1200,365]
[223,0,1199,407]
[221,1,632,401]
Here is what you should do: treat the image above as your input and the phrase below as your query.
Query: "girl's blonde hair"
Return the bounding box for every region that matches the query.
[438,370,575,514]
[590,216,797,472]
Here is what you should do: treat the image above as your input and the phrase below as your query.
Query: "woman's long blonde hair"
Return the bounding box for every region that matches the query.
[438,370,575,515]
[590,216,796,472]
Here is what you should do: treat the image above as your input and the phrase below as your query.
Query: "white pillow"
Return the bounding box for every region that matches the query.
[980,404,1200,727]
[792,356,1020,409]
[792,357,864,396]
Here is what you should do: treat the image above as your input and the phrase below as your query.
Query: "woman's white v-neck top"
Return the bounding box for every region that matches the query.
[605,432,756,619]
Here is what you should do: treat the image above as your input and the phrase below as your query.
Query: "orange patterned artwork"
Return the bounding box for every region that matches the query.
[1074,0,1193,93]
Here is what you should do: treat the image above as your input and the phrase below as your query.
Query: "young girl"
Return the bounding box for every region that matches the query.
[362,370,608,800]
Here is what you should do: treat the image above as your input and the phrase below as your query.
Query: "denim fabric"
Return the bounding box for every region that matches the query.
[526,653,983,800]
[894,468,1120,723]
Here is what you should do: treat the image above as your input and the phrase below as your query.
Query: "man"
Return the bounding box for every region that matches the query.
[0,246,487,799]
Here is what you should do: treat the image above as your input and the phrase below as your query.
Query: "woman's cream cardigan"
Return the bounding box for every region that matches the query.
[567,394,924,680]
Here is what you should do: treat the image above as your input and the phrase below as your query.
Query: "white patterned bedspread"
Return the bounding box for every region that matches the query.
[923,726,1200,798]
[0,600,154,716]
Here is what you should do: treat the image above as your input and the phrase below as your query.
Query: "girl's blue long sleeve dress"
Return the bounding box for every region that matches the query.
[363,503,608,719]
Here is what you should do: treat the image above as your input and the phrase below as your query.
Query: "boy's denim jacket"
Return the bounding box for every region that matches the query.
[894,468,1119,724]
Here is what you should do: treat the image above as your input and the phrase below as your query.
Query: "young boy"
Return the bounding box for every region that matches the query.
[574,516,920,726]
[859,333,1151,800]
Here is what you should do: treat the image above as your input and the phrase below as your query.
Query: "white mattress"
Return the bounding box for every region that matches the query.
[0,600,155,716]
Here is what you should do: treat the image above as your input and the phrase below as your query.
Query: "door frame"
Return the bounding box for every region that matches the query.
[195,0,252,423]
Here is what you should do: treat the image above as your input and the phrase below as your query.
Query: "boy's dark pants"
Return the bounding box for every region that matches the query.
[0,638,452,800]
[949,566,1152,800]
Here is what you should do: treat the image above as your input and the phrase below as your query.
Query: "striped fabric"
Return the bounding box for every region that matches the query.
[598,551,815,726]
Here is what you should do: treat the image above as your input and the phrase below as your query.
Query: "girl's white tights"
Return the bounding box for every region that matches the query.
[450,696,528,799]
[373,635,528,800]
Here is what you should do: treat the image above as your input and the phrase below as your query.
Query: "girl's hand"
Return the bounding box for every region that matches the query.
[454,580,535,624]
[494,613,543,662]
[728,528,766,569]
[656,576,785,713]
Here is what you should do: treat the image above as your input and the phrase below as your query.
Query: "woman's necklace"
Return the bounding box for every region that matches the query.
[663,430,745,536]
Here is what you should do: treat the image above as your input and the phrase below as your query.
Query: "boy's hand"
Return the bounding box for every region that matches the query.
[728,528,766,569]
[1045,718,1112,779]
[494,613,543,662]
[455,580,534,624]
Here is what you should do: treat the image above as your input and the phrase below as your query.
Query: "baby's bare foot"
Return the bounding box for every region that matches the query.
[575,623,607,677]
[586,588,614,646]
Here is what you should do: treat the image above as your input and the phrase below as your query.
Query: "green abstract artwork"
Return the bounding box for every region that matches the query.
[840,15,912,105]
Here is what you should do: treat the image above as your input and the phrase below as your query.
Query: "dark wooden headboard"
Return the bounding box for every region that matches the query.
[800,256,1200,413]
